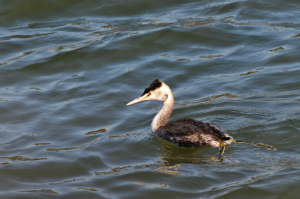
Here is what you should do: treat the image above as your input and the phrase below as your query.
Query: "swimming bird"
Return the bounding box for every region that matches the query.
[127,79,234,157]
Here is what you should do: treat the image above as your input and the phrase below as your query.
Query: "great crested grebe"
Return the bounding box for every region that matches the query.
[127,79,234,157]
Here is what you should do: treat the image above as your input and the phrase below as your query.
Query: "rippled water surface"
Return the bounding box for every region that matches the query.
[1,0,300,198]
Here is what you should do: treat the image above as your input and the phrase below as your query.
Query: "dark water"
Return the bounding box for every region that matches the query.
[1,0,300,198]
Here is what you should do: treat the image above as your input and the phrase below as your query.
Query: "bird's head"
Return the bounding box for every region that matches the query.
[127,79,169,106]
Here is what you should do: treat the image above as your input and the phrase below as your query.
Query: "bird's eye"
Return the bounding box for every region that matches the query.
[148,93,151,96]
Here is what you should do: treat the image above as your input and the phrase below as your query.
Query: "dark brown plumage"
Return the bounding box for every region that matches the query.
[157,118,231,148]
[142,79,162,96]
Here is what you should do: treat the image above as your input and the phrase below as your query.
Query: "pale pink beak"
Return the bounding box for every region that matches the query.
[126,95,147,106]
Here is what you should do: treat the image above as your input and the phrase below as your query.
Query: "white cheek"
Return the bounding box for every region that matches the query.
[147,93,159,101]
[156,93,168,101]
[150,91,161,101]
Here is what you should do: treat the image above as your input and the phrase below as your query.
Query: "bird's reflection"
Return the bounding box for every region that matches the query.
[155,137,223,174]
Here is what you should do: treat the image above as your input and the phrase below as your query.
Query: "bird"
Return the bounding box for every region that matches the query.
[127,79,235,157]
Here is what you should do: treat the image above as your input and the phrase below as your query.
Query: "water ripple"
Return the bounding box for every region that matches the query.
[1,0,300,198]
[46,139,98,152]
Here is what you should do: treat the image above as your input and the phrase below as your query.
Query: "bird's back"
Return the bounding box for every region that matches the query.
[156,118,232,148]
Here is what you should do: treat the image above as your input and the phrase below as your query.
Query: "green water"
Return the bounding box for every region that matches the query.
[1,0,300,198]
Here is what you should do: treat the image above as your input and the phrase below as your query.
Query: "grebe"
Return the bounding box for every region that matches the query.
[127,79,234,157]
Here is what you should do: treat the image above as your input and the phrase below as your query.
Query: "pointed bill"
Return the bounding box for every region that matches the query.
[126,95,147,106]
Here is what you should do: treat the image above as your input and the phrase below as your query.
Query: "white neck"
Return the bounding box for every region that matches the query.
[151,85,174,132]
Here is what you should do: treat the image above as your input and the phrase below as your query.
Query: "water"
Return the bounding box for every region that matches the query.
[1,0,300,198]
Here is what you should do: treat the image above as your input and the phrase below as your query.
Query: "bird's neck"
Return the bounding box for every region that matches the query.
[151,89,174,133]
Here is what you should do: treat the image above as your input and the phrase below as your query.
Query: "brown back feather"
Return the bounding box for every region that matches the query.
[156,118,229,147]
